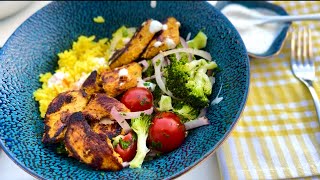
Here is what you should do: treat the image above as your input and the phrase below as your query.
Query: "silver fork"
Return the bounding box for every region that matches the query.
[291,27,320,122]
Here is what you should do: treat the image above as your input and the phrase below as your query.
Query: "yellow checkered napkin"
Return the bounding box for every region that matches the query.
[216,1,320,179]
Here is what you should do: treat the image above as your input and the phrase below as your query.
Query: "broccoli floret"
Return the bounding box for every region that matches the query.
[165,56,217,109]
[129,114,152,168]
[172,101,199,123]
[187,31,208,49]
[151,82,163,105]
[155,96,200,122]
[142,59,155,78]
[157,95,173,111]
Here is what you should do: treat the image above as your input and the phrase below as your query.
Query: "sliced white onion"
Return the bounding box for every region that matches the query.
[179,37,192,62]
[137,78,156,92]
[211,81,224,105]
[198,107,208,118]
[122,162,130,168]
[186,32,191,41]
[164,56,170,66]
[180,37,188,48]
[111,107,132,133]
[143,75,155,81]
[143,72,163,81]
[211,97,223,105]
[118,107,154,119]
[184,116,210,130]
[152,56,175,98]
[138,60,149,72]
[175,52,181,60]
[147,149,162,157]
[152,48,212,62]
[209,76,215,85]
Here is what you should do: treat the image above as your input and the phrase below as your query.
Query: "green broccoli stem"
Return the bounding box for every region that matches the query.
[206,61,218,69]
[129,134,150,168]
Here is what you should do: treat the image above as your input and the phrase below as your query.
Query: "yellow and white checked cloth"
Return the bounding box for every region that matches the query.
[216,1,320,179]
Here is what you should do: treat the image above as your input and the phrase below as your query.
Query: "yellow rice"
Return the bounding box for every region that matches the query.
[33,36,111,118]
[34,26,135,118]
[93,16,105,23]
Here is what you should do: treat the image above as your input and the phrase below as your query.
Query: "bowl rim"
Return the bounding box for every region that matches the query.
[0,1,250,179]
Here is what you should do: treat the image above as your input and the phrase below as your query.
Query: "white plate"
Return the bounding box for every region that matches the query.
[0,1,32,20]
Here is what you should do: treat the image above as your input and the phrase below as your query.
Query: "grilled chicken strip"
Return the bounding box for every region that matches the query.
[100,62,142,97]
[141,17,180,59]
[82,93,130,122]
[109,19,163,69]
[81,62,142,98]
[64,112,123,171]
[91,121,122,139]
[81,70,103,97]
[42,90,88,143]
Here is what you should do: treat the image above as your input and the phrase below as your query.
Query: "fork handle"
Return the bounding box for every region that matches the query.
[305,82,320,122]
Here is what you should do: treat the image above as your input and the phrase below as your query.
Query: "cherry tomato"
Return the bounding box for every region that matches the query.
[114,132,137,162]
[120,87,153,112]
[148,112,186,153]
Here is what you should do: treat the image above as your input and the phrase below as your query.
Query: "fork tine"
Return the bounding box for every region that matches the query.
[308,28,315,69]
[291,28,296,67]
[297,27,303,66]
[303,27,308,66]
[308,28,313,59]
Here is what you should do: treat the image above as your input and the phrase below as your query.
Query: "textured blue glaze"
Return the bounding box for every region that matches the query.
[215,1,291,58]
[0,1,249,179]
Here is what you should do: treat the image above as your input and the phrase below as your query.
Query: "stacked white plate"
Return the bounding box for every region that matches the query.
[0,1,32,20]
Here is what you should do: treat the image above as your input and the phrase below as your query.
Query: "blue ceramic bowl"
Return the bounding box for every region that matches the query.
[215,1,291,59]
[0,1,249,179]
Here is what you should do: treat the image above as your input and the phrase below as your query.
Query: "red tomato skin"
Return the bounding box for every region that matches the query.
[114,132,137,162]
[148,112,186,153]
[120,87,153,112]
